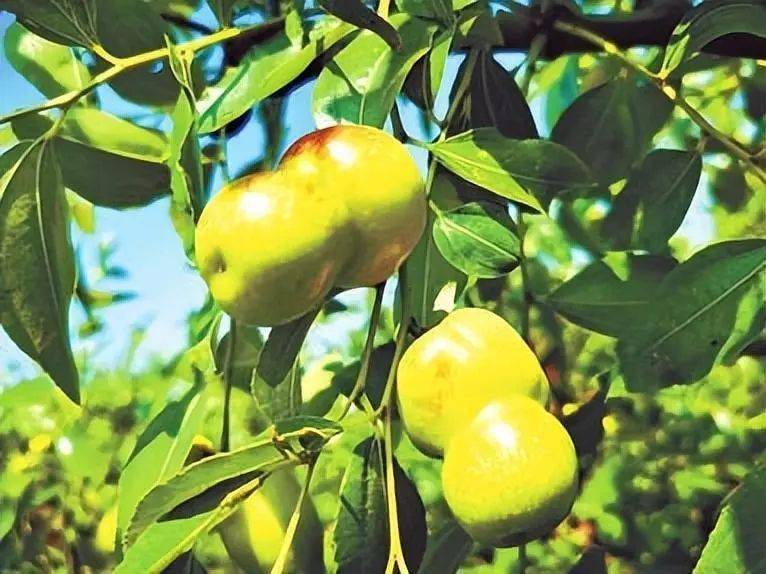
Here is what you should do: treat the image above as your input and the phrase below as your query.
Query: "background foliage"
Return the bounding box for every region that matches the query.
[0,0,764,572]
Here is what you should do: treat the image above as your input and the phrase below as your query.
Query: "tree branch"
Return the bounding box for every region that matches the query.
[492,1,766,60]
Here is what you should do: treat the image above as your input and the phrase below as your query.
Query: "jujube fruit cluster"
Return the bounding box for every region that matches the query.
[397,307,578,547]
[195,125,426,326]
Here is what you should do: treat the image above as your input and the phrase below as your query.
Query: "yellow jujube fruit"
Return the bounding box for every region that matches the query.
[441,396,578,547]
[396,307,549,456]
[195,125,425,326]
[218,469,324,574]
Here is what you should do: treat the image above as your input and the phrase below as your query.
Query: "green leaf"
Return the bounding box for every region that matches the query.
[603,149,702,252]
[254,308,318,389]
[333,437,427,573]
[563,372,610,469]
[0,0,98,47]
[0,141,79,403]
[94,0,181,107]
[332,342,394,411]
[403,27,453,111]
[318,0,401,49]
[448,49,538,139]
[694,466,766,573]
[13,110,171,207]
[618,239,766,391]
[167,43,204,257]
[430,128,596,211]
[551,79,637,187]
[629,82,674,155]
[718,283,766,366]
[207,0,238,26]
[313,14,435,128]
[199,20,351,133]
[124,437,295,547]
[432,201,520,278]
[662,1,766,77]
[117,381,205,554]
[548,254,676,338]
[395,0,453,24]
[4,23,90,98]
[400,168,467,329]
[417,520,472,574]
[214,324,263,393]
[116,474,264,574]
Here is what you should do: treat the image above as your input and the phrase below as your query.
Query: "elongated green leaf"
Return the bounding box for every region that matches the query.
[0,0,98,46]
[662,1,766,76]
[618,239,766,391]
[4,23,90,98]
[448,49,537,139]
[395,0,453,24]
[214,324,263,393]
[124,438,291,547]
[430,128,596,211]
[313,14,435,128]
[199,20,351,133]
[403,26,453,111]
[116,474,264,574]
[254,308,318,389]
[548,254,676,338]
[551,79,637,186]
[694,466,766,573]
[117,381,205,553]
[401,168,467,329]
[603,149,702,252]
[433,201,520,278]
[417,520,472,574]
[207,0,238,26]
[0,141,79,403]
[13,111,171,207]
[318,0,401,49]
[167,43,204,257]
[333,437,427,573]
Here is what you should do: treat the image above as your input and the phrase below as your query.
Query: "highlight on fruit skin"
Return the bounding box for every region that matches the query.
[396,307,550,457]
[195,124,425,327]
[441,395,579,547]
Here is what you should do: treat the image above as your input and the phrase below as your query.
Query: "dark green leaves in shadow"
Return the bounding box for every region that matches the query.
[432,201,520,278]
[430,128,596,212]
[552,78,670,189]
[694,465,766,573]
[0,141,79,403]
[548,254,676,338]
[0,0,98,47]
[603,149,702,252]
[333,437,427,573]
[448,49,538,140]
[13,110,171,208]
[318,0,401,49]
[617,239,766,391]
[313,14,434,128]
[662,0,766,77]
[417,520,472,574]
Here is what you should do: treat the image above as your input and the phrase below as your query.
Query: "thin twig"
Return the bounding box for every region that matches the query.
[552,20,766,183]
[374,268,409,418]
[337,283,386,421]
[221,320,237,452]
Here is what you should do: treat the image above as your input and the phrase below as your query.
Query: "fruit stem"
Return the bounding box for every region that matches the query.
[374,267,410,418]
[221,320,237,452]
[517,214,534,346]
[517,543,529,573]
[383,408,410,574]
[337,283,386,421]
[269,457,318,574]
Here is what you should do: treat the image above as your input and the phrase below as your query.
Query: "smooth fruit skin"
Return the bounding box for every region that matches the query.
[442,396,578,547]
[218,469,324,574]
[397,307,549,457]
[195,169,352,326]
[281,125,426,287]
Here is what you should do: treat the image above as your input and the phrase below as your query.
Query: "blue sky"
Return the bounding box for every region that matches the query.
[0,7,714,382]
